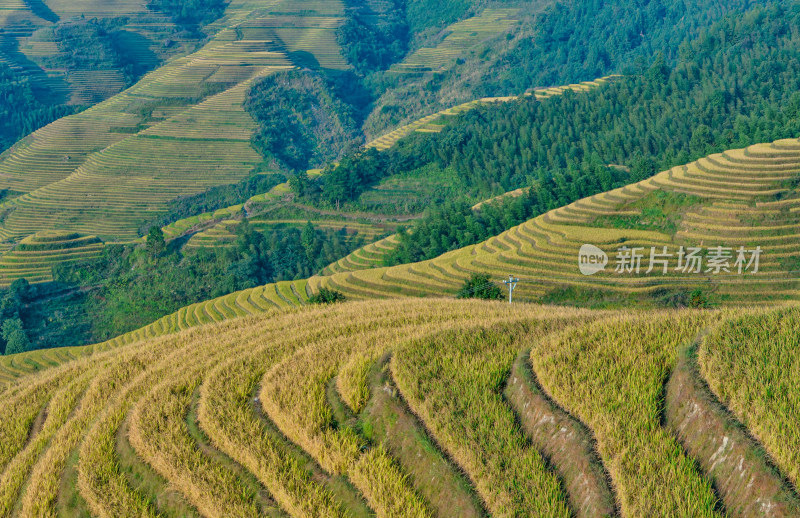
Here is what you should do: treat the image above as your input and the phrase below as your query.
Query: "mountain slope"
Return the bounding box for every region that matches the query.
[0,0,350,243]
[0,133,793,369]
[314,139,800,305]
[105,135,800,347]
[152,75,616,249]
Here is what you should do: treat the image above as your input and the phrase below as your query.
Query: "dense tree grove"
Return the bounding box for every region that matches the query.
[404,0,474,33]
[48,220,359,344]
[318,148,395,205]
[246,70,363,171]
[387,162,629,264]
[146,0,227,31]
[473,0,762,93]
[456,273,502,300]
[45,19,159,85]
[0,280,32,355]
[338,0,409,74]
[0,220,362,352]
[361,0,777,136]
[308,287,346,304]
[47,20,126,71]
[0,64,71,154]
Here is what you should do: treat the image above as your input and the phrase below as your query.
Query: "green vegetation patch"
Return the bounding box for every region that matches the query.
[592,191,706,235]
[0,64,72,153]
[246,70,362,171]
[357,164,462,214]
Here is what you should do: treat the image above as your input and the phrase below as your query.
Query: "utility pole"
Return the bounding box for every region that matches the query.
[503,275,519,304]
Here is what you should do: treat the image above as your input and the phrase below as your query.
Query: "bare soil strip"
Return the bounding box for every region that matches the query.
[506,350,617,518]
[25,401,49,449]
[665,345,800,517]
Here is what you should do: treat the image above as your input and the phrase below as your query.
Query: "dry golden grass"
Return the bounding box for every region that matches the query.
[9,134,800,397]
[531,312,727,517]
[699,307,800,489]
[391,315,591,517]
[0,371,90,514]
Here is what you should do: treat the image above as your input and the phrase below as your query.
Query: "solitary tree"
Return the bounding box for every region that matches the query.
[2,317,29,355]
[309,287,346,304]
[146,226,166,258]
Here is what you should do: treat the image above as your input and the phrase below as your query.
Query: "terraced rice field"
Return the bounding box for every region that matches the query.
[0,0,348,243]
[3,0,182,105]
[160,205,245,241]
[0,44,287,241]
[0,66,613,284]
[237,0,348,70]
[64,70,128,105]
[322,233,400,274]
[183,220,242,249]
[316,137,800,305]
[2,298,799,517]
[250,219,395,240]
[43,0,147,19]
[0,231,103,287]
[366,75,621,150]
[393,8,519,73]
[0,0,30,29]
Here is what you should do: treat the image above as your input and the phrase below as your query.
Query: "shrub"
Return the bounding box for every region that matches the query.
[2,317,30,355]
[309,288,346,305]
[689,289,710,308]
[457,274,502,300]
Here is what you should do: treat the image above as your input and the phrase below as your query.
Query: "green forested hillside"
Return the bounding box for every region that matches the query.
[358,0,770,136]
[297,3,800,263]
[246,69,363,171]
[0,0,787,244]
[0,64,70,153]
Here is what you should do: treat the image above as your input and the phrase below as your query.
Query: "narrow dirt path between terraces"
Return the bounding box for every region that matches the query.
[288,203,422,222]
[116,414,199,517]
[329,354,487,518]
[24,400,49,449]
[186,389,285,517]
[251,384,375,518]
[665,343,800,517]
[505,349,617,518]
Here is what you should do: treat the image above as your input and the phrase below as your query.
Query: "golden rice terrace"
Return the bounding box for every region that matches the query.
[1,299,799,517]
